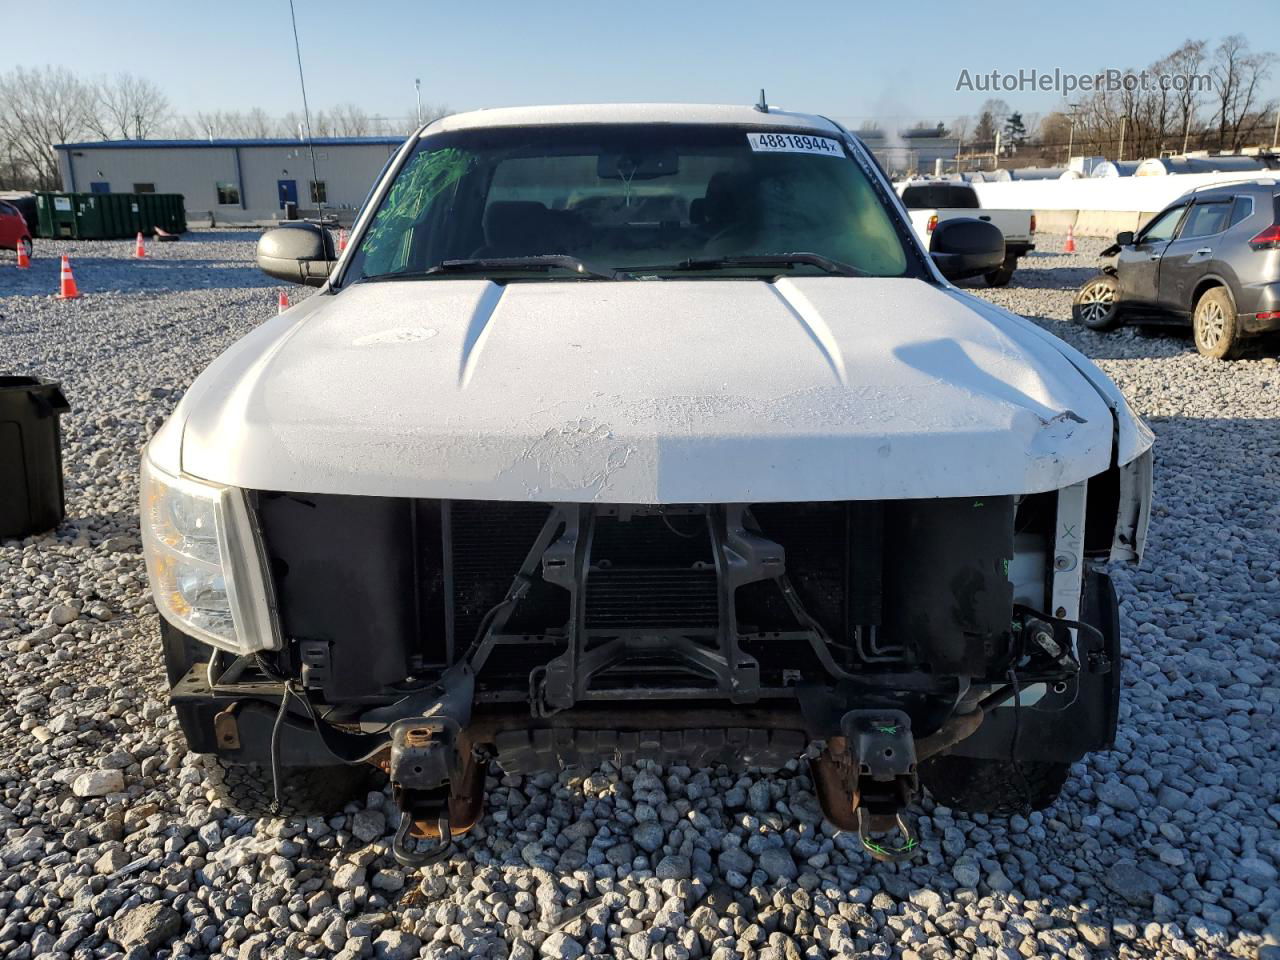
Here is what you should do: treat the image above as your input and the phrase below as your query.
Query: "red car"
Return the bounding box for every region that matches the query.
[0,200,32,258]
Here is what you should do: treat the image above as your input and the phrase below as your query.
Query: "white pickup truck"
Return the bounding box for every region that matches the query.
[143,103,1149,865]
[897,181,1036,286]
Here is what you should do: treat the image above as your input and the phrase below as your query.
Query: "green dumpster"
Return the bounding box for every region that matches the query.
[35,192,185,240]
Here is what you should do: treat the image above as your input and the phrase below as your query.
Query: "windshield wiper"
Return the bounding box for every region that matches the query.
[628,253,866,278]
[365,255,620,282]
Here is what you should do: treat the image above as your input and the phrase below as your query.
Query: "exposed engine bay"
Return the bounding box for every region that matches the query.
[169,476,1133,865]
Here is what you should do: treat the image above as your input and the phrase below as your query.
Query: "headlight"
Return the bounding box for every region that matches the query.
[140,453,279,654]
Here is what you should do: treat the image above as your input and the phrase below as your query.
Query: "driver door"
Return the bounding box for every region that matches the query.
[1117,204,1186,305]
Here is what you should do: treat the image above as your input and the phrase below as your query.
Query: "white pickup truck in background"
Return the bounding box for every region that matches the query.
[897,181,1036,287]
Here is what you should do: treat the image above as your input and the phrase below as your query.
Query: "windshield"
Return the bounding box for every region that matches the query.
[900,184,979,210]
[346,124,912,281]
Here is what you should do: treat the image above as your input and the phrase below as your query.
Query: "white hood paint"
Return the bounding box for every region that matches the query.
[175,277,1149,503]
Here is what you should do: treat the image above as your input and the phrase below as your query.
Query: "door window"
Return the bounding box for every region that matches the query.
[1137,205,1185,244]
[1179,202,1231,240]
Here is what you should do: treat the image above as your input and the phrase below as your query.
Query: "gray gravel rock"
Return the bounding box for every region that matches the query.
[633,821,664,853]
[540,931,585,959]
[108,902,182,951]
[1097,780,1141,812]
[70,768,124,797]
[372,930,421,959]
[758,847,798,881]
[352,808,386,843]
[952,859,981,888]
[1105,860,1162,907]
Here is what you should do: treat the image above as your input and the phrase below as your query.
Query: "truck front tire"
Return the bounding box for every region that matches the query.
[207,759,375,818]
[919,756,1070,815]
[161,621,377,817]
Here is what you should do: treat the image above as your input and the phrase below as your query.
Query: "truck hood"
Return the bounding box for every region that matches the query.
[175,277,1149,502]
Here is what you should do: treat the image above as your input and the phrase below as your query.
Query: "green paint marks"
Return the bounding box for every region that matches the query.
[361,147,472,275]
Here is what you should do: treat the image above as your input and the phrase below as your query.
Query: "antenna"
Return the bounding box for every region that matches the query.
[288,0,325,221]
[755,89,769,114]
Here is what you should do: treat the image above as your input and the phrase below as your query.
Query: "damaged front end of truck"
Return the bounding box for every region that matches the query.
[159,446,1149,865]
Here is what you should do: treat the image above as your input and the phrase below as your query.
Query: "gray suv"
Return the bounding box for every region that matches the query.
[1073,179,1280,358]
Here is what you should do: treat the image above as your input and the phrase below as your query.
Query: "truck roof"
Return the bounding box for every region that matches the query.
[428,103,845,135]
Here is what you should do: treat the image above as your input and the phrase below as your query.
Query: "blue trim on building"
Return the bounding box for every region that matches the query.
[54,137,406,150]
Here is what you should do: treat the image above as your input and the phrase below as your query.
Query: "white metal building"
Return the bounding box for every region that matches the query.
[54,137,405,223]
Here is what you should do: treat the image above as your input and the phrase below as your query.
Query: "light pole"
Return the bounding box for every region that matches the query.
[415,78,422,127]
[1065,102,1080,168]
[1272,106,1279,151]
[1118,116,1127,162]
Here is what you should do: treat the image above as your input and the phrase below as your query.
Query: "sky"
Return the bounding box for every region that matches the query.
[25,0,1280,129]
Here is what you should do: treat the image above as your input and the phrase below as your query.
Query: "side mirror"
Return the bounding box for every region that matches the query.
[1115,230,1135,246]
[929,217,1005,281]
[257,223,336,287]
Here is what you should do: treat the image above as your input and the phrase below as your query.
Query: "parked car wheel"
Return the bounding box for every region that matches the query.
[1192,287,1242,360]
[919,756,1070,814]
[983,258,1016,287]
[1072,274,1123,331]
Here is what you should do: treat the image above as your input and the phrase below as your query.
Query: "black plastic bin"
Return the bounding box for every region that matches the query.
[0,376,71,539]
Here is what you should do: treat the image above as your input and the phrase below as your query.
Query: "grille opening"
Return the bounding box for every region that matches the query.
[585,512,718,629]
[449,500,554,643]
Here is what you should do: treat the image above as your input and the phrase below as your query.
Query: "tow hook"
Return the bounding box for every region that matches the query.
[857,807,920,863]
[386,719,490,867]
[810,709,923,863]
[393,809,453,867]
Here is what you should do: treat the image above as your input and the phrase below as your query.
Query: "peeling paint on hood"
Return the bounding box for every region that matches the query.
[176,276,1142,502]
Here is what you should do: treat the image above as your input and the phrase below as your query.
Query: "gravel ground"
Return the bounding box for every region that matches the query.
[1,232,1277,960]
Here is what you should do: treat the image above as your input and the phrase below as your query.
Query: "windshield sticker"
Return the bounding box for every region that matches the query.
[746,132,844,156]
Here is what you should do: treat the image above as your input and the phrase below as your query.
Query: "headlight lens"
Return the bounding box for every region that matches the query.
[141,454,278,654]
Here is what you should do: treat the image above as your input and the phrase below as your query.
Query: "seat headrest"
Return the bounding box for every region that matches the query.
[483,201,552,251]
[703,172,747,227]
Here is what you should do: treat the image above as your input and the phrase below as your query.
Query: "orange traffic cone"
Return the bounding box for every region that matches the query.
[135,232,146,258]
[338,228,348,252]
[16,242,30,270]
[57,256,81,299]
[1064,224,1077,254]
[277,290,290,314]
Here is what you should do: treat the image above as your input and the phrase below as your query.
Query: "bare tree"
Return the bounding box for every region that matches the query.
[1210,34,1276,150]
[978,98,1011,143]
[328,102,371,136]
[88,72,170,139]
[280,111,307,140]
[1166,39,1207,152]
[243,107,279,139]
[1037,111,1073,162]
[0,66,95,189]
